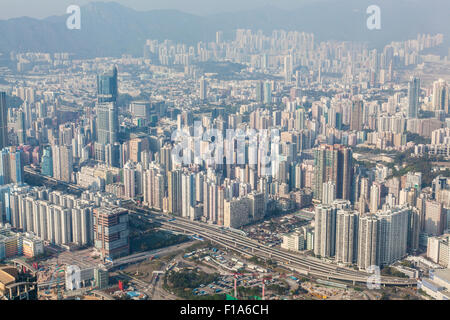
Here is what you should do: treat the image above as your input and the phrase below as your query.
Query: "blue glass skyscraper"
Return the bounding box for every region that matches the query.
[97,66,118,103]
[41,146,53,177]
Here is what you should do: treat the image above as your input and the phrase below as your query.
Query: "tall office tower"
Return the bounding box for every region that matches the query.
[313,144,353,202]
[350,100,364,131]
[357,215,378,270]
[284,55,292,84]
[294,108,306,131]
[432,79,449,113]
[41,146,53,177]
[23,100,32,130]
[0,92,8,150]
[408,208,421,253]
[16,110,26,145]
[263,81,272,105]
[97,66,118,103]
[335,209,358,265]
[52,145,73,183]
[0,147,24,185]
[96,102,118,145]
[295,70,301,87]
[407,76,420,118]
[93,206,129,259]
[199,77,207,101]
[424,200,445,236]
[322,181,336,205]
[294,163,302,189]
[168,170,182,216]
[216,31,223,44]
[376,206,409,266]
[123,161,136,199]
[314,204,336,258]
[369,182,382,213]
[181,172,195,219]
[255,81,264,102]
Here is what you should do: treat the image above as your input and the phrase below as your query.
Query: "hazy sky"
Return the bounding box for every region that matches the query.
[0,0,319,20]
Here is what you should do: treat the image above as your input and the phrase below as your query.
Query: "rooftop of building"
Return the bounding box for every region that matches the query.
[432,268,450,284]
[0,267,18,286]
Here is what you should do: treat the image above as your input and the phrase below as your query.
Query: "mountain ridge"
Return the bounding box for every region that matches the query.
[0,0,448,58]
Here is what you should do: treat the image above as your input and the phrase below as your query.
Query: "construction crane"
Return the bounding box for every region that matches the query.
[261,275,272,300]
[233,273,244,299]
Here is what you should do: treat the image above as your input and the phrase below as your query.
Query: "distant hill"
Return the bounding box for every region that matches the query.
[0,0,448,58]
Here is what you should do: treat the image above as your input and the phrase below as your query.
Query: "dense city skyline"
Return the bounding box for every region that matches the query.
[0,0,449,307]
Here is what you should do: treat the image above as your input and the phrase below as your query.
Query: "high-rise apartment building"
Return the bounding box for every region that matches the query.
[376,206,409,266]
[52,145,73,183]
[357,214,378,270]
[168,170,182,216]
[0,92,8,150]
[313,144,352,202]
[199,77,207,101]
[408,76,420,118]
[432,79,448,113]
[350,100,364,131]
[0,147,24,185]
[314,204,336,258]
[424,200,445,236]
[335,209,358,264]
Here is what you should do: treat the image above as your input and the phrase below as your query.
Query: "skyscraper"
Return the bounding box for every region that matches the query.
[168,170,182,216]
[350,100,364,131]
[97,67,118,103]
[16,110,26,145]
[93,206,129,260]
[0,147,24,185]
[255,81,264,103]
[263,82,272,105]
[313,144,353,202]
[335,209,358,265]
[41,146,53,177]
[123,161,136,199]
[424,200,445,236]
[314,204,336,258]
[96,102,118,145]
[357,214,378,270]
[322,181,336,205]
[52,145,73,183]
[407,76,420,118]
[432,79,448,113]
[376,206,409,266]
[96,67,119,167]
[199,77,207,101]
[0,92,8,150]
[181,172,195,219]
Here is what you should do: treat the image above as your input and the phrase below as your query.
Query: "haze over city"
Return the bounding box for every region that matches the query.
[0,0,449,310]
